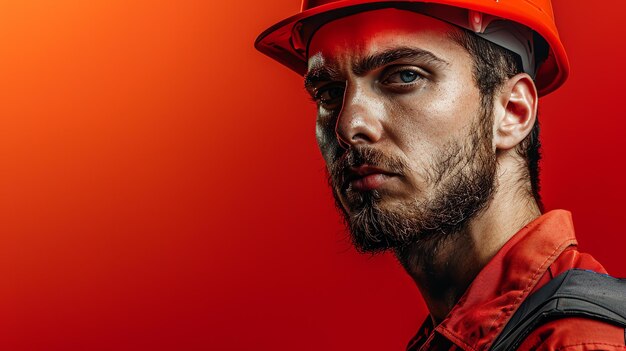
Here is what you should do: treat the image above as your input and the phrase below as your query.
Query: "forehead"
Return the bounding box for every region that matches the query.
[307,8,461,71]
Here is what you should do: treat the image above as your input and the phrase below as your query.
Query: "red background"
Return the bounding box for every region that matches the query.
[0,1,624,350]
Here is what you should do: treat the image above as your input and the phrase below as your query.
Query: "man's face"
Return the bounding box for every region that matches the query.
[305,9,497,254]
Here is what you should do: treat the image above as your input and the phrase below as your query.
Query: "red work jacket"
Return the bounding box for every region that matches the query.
[406,210,626,351]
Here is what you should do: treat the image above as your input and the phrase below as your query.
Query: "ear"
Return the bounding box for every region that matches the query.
[493,73,538,150]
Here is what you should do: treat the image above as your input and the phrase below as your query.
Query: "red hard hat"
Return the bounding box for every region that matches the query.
[255,0,569,96]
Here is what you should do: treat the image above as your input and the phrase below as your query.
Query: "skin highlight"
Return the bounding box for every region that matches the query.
[306,8,540,324]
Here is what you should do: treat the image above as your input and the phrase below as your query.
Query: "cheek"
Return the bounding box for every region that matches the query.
[315,116,338,162]
[383,88,481,192]
[388,83,479,152]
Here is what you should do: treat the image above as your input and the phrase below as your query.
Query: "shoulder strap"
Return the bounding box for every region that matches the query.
[490,269,626,351]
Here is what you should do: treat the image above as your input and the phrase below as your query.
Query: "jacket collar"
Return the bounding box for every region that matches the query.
[414,210,578,351]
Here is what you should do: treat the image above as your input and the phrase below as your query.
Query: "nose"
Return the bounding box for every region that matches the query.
[335,82,384,149]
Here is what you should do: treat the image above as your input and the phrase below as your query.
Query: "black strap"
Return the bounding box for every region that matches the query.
[490,269,626,351]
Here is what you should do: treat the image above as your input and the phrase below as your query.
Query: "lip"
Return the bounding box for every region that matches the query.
[345,165,396,191]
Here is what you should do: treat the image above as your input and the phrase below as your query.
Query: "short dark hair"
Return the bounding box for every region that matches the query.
[448,28,543,209]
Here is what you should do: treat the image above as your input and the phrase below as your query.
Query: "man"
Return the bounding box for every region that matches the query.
[256,1,625,350]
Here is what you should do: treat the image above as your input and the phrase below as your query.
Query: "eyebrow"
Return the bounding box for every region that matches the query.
[304,64,341,90]
[304,47,448,89]
[353,47,448,76]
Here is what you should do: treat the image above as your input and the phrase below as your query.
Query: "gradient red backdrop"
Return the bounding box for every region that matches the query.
[0,1,624,350]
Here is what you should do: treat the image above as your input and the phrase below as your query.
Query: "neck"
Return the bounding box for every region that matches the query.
[394,168,541,325]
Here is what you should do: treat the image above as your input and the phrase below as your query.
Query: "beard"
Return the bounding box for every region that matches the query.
[326,106,497,256]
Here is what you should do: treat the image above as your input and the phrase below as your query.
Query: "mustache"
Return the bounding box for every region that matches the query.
[328,147,408,191]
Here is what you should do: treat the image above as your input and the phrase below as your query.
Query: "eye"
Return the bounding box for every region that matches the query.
[314,84,345,109]
[399,70,418,83]
[383,68,424,85]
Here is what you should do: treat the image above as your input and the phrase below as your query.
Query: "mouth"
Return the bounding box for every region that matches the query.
[344,165,397,192]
